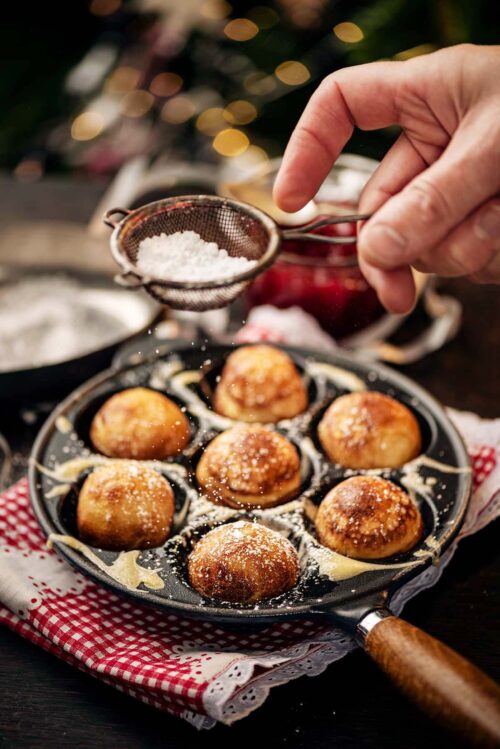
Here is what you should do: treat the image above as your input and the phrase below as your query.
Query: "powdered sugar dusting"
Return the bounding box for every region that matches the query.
[136,231,257,282]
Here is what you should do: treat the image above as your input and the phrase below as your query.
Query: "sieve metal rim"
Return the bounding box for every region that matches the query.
[107,195,281,291]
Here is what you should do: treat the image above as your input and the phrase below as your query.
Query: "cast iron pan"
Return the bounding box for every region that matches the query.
[29,344,500,744]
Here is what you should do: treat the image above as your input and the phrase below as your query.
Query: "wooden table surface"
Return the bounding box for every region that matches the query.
[0,178,499,749]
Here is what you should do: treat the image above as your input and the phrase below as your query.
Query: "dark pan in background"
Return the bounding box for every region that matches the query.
[0,265,160,400]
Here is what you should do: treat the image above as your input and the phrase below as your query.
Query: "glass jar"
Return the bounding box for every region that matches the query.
[239,154,385,339]
[245,211,384,339]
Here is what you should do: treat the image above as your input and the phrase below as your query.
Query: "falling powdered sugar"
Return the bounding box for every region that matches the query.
[136,230,257,283]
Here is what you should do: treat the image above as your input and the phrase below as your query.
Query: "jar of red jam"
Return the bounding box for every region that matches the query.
[245,208,383,339]
[241,155,385,339]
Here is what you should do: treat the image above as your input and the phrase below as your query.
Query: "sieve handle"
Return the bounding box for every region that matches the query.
[359,612,500,746]
[282,212,372,245]
[114,272,148,289]
[103,207,132,229]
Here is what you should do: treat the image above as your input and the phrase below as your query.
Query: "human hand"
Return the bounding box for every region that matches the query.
[273,44,500,313]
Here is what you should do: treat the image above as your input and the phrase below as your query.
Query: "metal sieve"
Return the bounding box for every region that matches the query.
[104,195,371,311]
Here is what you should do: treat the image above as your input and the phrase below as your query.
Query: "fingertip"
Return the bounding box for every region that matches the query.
[379,268,416,315]
[272,178,309,212]
[359,260,416,315]
[272,191,308,212]
[380,289,415,315]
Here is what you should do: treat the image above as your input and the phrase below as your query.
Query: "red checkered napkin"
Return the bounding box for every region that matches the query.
[0,407,498,728]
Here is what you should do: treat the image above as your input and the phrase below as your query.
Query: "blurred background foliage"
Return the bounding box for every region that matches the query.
[1,0,497,179]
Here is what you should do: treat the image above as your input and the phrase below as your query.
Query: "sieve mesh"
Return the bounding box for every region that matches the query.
[107,196,280,311]
[105,196,371,312]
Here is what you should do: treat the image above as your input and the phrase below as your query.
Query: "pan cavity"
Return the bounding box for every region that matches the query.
[55,465,190,542]
[195,352,319,428]
[188,429,315,519]
[302,474,439,572]
[166,516,306,609]
[311,393,435,467]
[72,384,200,456]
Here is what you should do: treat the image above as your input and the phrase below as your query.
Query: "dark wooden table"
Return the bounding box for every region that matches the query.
[0,179,499,749]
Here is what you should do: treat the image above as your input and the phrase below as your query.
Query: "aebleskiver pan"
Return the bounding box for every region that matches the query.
[29,343,500,745]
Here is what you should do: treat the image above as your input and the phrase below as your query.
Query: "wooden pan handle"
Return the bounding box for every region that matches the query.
[363,615,500,747]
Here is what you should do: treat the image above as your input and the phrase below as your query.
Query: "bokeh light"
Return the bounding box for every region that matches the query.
[226,144,270,174]
[196,107,227,135]
[240,144,269,165]
[224,18,259,41]
[90,0,121,16]
[105,66,141,94]
[71,111,105,141]
[223,100,257,125]
[121,90,154,117]
[275,61,310,86]
[244,71,276,95]
[279,1,323,28]
[247,6,279,29]
[333,22,364,43]
[161,95,196,124]
[394,43,435,60]
[149,72,183,97]
[14,158,44,181]
[200,0,232,20]
[212,128,250,156]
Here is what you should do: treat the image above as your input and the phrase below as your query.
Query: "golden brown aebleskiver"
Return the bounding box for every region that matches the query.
[214,344,308,423]
[318,391,421,469]
[188,521,299,603]
[315,476,423,560]
[77,461,175,550]
[196,425,301,509]
[90,387,190,460]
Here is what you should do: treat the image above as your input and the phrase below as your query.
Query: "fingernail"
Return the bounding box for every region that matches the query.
[475,205,500,240]
[273,190,305,212]
[360,224,407,265]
